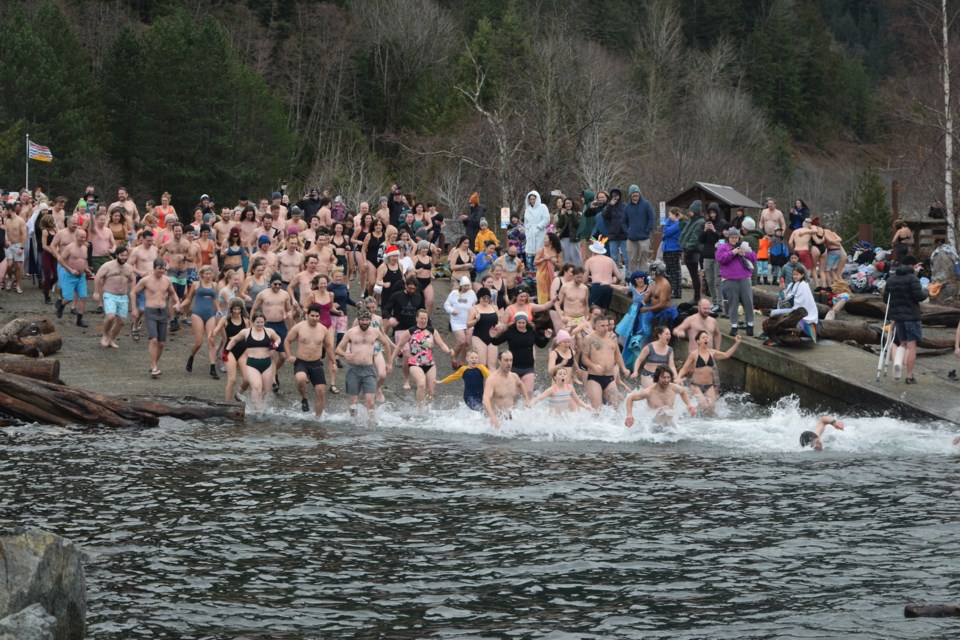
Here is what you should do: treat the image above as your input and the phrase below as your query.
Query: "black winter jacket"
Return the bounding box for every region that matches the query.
[884,265,927,322]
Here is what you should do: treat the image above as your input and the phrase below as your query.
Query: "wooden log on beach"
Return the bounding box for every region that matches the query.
[752,288,830,318]
[904,603,960,617]
[761,308,807,345]
[0,355,60,382]
[0,371,244,428]
[0,317,62,356]
[844,297,960,326]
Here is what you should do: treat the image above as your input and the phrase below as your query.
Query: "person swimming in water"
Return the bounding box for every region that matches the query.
[624,366,696,428]
[799,415,845,451]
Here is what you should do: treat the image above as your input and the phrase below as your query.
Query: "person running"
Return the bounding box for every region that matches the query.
[353,296,394,403]
[467,287,501,367]
[251,272,295,393]
[127,229,159,341]
[482,350,531,430]
[92,247,136,349]
[677,332,741,415]
[56,229,93,328]
[530,367,591,414]
[413,240,435,314]
[392,309,454,409]
[444,276,477,368]
[624,366,697,428]
[799,416,845,451]
[490,311,553,396]
[214,298,250,402]
[630,325,678,388]
[337,308,393,426]
[130,258,182,378]
[547,329,577,380]
[225,312,281,411]
[580,314,628,409]
[180,265,221,378]
[439,349,490,411]
[286,304,337,417]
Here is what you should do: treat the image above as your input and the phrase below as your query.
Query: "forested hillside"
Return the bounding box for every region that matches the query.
[0,0,953,224]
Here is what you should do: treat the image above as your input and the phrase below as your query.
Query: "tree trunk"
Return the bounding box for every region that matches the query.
[905,603,960,617]
[843,297,960,326]
[0,371,244,428]
[761,308,807,344]
[0,317,62,356]
[0,355,60,382]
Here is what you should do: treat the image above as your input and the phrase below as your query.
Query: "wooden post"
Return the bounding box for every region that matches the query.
[858,223,874,245]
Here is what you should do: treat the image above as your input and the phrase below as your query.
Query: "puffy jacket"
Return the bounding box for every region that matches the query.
[555,208,580,240]
[621,197,655,241]
[660,219,682,252]
[595,201,627,240]
[679,215,705,252]
[700,225,721,259]
[884,265,927,322]
[716,241,757,280]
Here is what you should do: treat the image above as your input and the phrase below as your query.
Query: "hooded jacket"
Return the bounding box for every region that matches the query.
[594,189,626,240]
[465,201,486,242]
[578,189,601,240]
[679,203,705,253]
[884,264,928,322]
[523,190,550,254]
[620,185,655,241]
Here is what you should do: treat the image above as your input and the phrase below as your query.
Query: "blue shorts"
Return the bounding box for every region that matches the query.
[103,292,129,318]
[895,321,922,344]
[267,321,288,353]
[825,250,843,270]
[135,276,146,311]
[60,271,87,302]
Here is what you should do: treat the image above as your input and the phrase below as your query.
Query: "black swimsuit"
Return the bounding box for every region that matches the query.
[225,318,246,359]
[553,349,575,369]
[416,258,432,290]
[473,310,499,345]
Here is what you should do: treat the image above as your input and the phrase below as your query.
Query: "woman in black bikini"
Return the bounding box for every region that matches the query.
[331,221,350,275]
[467,287,501,367]
[630,325,677,389]
[214,298,250,402]
[414,240,435,315]
[448,235,474,284]
[677,330,741,415]
[225,312,281,412]
[548,329,577,379]
[352,213,372,291]
[362,219,386,296]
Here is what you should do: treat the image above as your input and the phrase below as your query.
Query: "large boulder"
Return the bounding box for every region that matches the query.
[0,603,57,640]
[0,528,85,640]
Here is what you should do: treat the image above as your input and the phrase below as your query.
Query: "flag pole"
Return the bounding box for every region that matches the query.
[25,134,29,192]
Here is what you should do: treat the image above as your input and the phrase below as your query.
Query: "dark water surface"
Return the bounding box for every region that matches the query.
[3,402,960,639]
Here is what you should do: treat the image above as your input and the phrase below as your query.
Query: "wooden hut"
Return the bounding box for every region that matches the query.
[665,182,763,221]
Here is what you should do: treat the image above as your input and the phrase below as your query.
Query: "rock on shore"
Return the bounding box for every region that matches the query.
[0,528,85,640]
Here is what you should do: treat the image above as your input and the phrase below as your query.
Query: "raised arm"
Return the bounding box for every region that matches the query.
[713,334,742,360]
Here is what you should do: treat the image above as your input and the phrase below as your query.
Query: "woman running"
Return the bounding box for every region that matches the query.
[677,331,741,415]
[630,326,677,388]
[214,298,250,402]
[392,309,454,408]
[181,265,221,379]
[444,276,477,368]
[467,287,501,367]
[225,312,281,411]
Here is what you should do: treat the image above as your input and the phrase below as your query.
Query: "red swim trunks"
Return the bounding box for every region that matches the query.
[796,250,814,270]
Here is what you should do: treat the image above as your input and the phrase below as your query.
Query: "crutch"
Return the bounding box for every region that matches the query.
[876,294,892,380]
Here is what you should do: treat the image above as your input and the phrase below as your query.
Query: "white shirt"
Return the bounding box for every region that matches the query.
[786,280,819,324]
[444,288,477,331]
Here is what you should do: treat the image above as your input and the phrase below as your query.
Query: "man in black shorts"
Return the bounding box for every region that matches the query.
[285,304,336,418]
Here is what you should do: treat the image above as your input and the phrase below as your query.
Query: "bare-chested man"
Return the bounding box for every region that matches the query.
[288,254,320,310]
[583,241,622,310]
[285,304,337,418]
[557,267,590,329]
[93,247,136,348]
[495,244,524,293]
[128,230,159,336]
[336,308,393,426]
[57,229,94,327]
[213,210,235,245]
[89,213,116,275]
[580,315,628,409]
[759,198,786,238]
[250,236,279,277]
[109,187,139,226]
[624,366,696,427]
[482,350,530,429]
[673,298,722,349]
[130,258,181,377]
[788,219,817,275]
[251,272,295,392]
[159,222,193,331]
[252,212,282,250]
[312,228,337,276]
[3,202,27,293]
[277,233,304,289]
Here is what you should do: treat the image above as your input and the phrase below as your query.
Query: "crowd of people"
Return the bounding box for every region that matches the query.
[1,182,955,448]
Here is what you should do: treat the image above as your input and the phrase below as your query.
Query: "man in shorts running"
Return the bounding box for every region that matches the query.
[93,247,136,349]
[56,229,93,328]
[286,304,337,418]
[336,309,389,426]
[251,271,295,393]
[130,258,181,378]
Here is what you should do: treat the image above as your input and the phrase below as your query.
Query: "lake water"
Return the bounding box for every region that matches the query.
[3,395,960,639]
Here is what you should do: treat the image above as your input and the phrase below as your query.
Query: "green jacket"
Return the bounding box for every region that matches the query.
[679,216,705,252]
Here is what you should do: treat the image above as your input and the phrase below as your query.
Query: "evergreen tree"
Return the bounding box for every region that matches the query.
[842,167,892,246]
[100,26,145,187]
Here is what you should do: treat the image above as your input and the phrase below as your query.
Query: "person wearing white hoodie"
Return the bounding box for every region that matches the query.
[523,190,549,265]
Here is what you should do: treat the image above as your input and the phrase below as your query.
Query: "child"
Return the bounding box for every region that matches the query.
[757,234,771,285]
[473,218,500,254]
[769,228,789,284]
[439,349,490,411]
[530,367,591,414]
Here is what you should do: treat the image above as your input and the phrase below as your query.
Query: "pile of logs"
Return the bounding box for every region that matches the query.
[0,317,62,357]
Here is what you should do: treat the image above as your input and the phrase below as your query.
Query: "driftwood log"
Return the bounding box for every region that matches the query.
[0,369,244,428]
[752,288,830,318]
[844,297,960,327]
[0,317,62,356]
[761,308,807,345]
[904,603,960,618]
[0,355,60,382]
